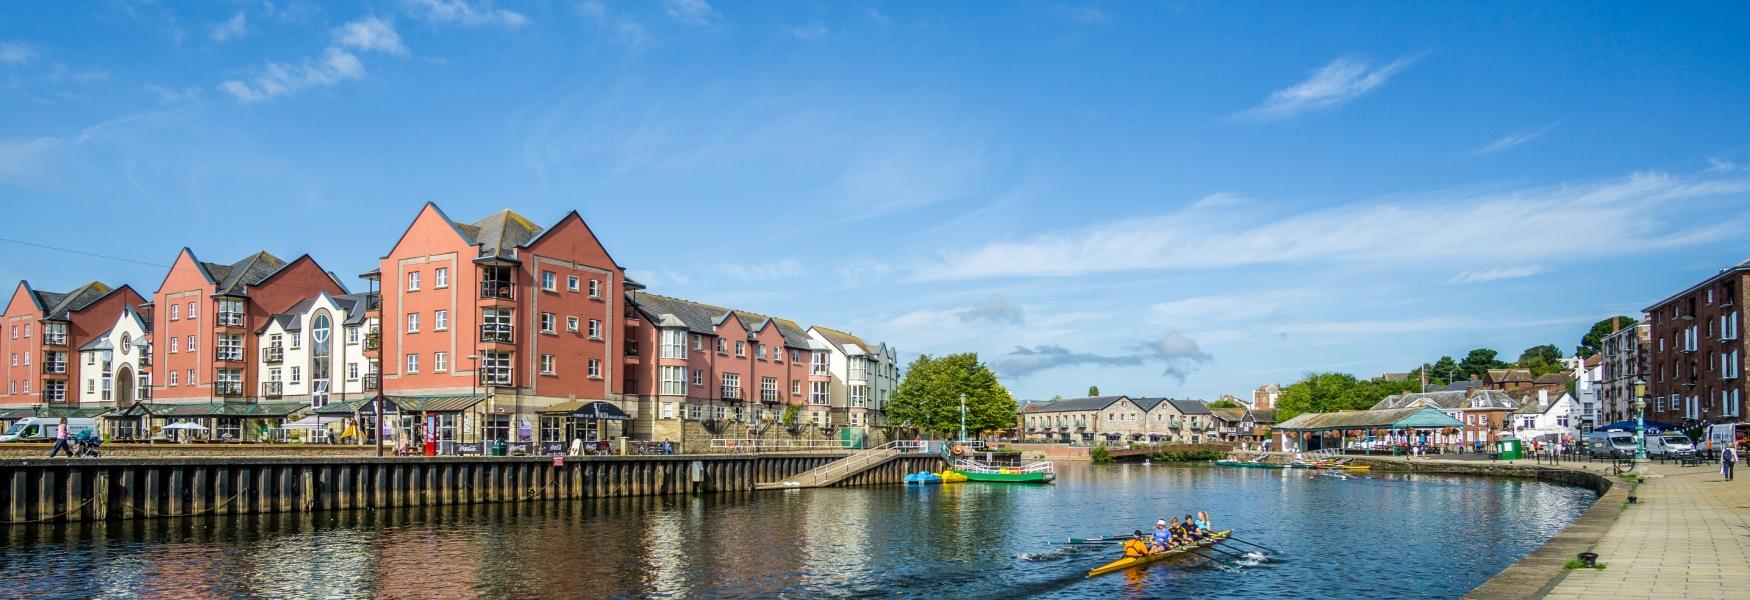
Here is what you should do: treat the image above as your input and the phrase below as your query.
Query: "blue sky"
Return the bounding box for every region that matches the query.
[4,1,1750,402]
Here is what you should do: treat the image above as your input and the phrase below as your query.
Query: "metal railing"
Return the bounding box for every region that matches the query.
[786,440,920,484]
[478,368,514,387]
[480,281,515,300]
[264,381,284,397]
[42,360,67,375]
[365,293,381,312]
[363,373,379,391]
[365,332,380,350]
[217,312,246,327]
[707,438,856,453]
[216,347,246,362]
[263,346,284,362]
[480,324,515,343]
[43,332,67,346]
[216,381,244,396]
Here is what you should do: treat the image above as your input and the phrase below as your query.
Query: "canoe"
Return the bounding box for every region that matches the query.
[1214,460,1281,469]
[1086,530,1233,577]
[1337,464,1371,471]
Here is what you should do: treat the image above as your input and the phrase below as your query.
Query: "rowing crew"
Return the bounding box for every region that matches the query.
[1121,512,1214,557]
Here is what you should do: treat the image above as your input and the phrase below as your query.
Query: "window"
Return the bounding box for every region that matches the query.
[541,312,557,333]
[850,385,867,407]
[347,326,359,344]
[406,353,419,373]
[716,339,727,353]
[541,271,556,290]
[187,302,197,318]
[567,275,581,292]
[217,334,244,361]
[588,319,602,340]
[485,415,511,442]
[811,352,828,375]
[289,331,300,349]
[187,336,196,351]
[407,271,421,291]
[692,370,703,386]
[793,381,802,396]
[735,341,745,357]
[407,313,420,332]
[434,310,448,331]
[721,373,741,399]
[434,352,448,372]
[541,354,556,375]
[169,304,179,320]
[661,366,686,395]
[588,279,601,298]
[348,363,360,380]
[790,349,800,363]
[435,267,449,288]
[692,335,702,350]
[567,316,580,332]
[290,366,302,383]
[169,337,179,353]
[756,344,766,360]
[187,369,195,385]
[660,329,687,359]
[762,377,779,402]
[588,359,601,379]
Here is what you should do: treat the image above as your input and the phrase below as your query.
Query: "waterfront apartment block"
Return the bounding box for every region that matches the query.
[1016,395,1218,444]
[74,306,151,415]
[1598,321,1649,424]
[254,291,377,408]
[1644,260,1748,425]
[1,280,145,409]
[807,327,901,431]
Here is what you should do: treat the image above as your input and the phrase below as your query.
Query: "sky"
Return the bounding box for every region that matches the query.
[3,1,1750,403]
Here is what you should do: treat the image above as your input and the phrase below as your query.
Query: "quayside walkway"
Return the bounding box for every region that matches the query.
[755,441,955,490]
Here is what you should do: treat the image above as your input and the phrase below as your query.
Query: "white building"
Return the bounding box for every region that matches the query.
[1567,354,1604,428]
[806,326,897,434]
[255,292,377,409]
[1511,389,1581,442]
[75,306,151,409]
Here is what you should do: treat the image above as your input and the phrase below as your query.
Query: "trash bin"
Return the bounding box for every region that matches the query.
[1497,438,1522,460]
[492,439,509,456]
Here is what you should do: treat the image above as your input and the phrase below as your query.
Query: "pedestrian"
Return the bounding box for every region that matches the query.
[48,417,72,458]
[1723,444,1739,481]
[660,438,674,455]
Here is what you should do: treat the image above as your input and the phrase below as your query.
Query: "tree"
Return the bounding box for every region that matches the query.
[1207,398,1244,409]
[888,353,1017,437]
[1457,348,1507,382]
[1516,344,1566,376]
[1088,385,1100,397]
[1049,394,1063,402]
[1427,356,1459,386]
[1276,372,1422,422]
[1578,316,1638,358]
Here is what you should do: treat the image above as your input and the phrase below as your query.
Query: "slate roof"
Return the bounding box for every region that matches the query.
[201,251,289,296]
[1208,407,1247,423]
[1465,390,1521,410]
[1373,391,1468,411]
[1018,401,1050,413]
[455,209,544,260]
[1251,409,1278,423]
[334,293,371,325]
[630,293,813,348]
[158,401,308,417]
[78,335,113,351]
[811,326,872,355]
[1027,396,1128,413]
[1131,397,1169,412]
[1486,369,1535,384]
[1426,380,1483,393]
[1166,398,1211,415]
[35,281,114,320]
[1533,373,1570,386]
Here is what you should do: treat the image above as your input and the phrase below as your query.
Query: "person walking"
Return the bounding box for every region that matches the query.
[48,417,72,458]
[1722,444,1739,481]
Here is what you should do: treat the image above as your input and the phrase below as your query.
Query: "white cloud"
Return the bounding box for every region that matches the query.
[144,83,200,104]
[210,11,249,43]
[0,137,60,181]
[959,295,1025,325]
[662,0,719,26]
[1054,5,1109,25]
[402,0,528,28]
[914,171,1750,281]
[219,47,367,102]
[576,1,652,48]
[995,332,1213,382]
[1238,54,1418,120]
[0,42,36,66]
[718,259,803,282]
[1447,265,1548,285]
[334,17,409,55]
[1472,123,1560,156]
[785,24,829,40]
[833,259,892,288]
[1708,157,1746,173]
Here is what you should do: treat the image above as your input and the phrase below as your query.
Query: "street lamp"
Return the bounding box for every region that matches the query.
[1633,378,1648,463]
[958,393,968,442]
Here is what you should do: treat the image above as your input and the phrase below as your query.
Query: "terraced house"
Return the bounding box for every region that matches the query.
[808,327,901,434]
[0,280,145,415]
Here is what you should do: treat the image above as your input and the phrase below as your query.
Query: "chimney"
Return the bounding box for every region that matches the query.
[1611,315,1621,333]
[1538,389,1548,408]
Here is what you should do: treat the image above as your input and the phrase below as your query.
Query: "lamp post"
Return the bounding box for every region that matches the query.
[1633,378,1648,463]
[958,393,967,442]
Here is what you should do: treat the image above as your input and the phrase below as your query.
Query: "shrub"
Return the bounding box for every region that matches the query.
[1148,450,1226,462]
[1090,445,1114,463]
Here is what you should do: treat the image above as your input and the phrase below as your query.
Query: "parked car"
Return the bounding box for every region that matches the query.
[1646,434,1694,458]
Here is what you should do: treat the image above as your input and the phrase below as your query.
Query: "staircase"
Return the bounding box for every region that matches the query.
[756,441,919,490]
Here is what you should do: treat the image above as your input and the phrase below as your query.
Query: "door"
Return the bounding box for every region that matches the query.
[115,365,135,409]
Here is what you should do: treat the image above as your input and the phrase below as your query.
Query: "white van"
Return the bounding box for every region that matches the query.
[1586,430,1638,458]
[1646,433,1694,458]
[0,417,98,442]
[1706,423,1745,456]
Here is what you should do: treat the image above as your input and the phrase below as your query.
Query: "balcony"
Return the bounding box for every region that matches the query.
[42,361,66,375]
[216,381,244,397]
[365,331,381,351]
[366,293,381,312]
[43,332,67,347]
[480,281,515,301]
[811,364,830,376]
[138,387,152,401]
[140,352,152,366]
[216,347,246,362]
[721,387,743,401]
[217,311,246,328]
[478,367,514,387]
[480,324,515,344]
[263,346,284,363]
[264,381,284,398]
[40,390,68,404]
[363,372,379,391]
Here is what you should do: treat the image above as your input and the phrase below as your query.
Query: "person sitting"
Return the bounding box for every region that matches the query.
[1195,511,1213,533]
[1149,519,1171,553]
[1122,531,1151,559]
[1182,514,1207,542]
[1166,517,1188,549]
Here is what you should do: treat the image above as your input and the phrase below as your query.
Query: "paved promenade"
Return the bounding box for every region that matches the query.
[1540,463,1750,599]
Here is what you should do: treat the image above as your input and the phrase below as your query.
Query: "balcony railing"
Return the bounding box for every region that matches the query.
[42,361,66,375]
[478,368,514,387]
[480,324,515,344]
[217,348,246,362]
[263,346,284,363]
[363,373,379,391]
[217,311,246,327]
[365,331,381,350]
[811,364,829,376]
[216,381,244,397]
[721,387,742,401]
[40,390,68,403]
[366,293,381,312]
[480,281,515,301]
[264,381,284,397]
[44,332,67,346]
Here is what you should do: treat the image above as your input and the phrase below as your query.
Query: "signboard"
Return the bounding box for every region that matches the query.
[542,442,567,455]
[453,442,484,456]
[508,442,535,455]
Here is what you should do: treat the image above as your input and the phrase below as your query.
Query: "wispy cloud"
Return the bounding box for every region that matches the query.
[1472,123,1560,156]
[833,259,892,288]
[1,41,38,66]
[577,1,652,48]
[914,171,1750,281]
[218,17,406,102]
[0,137,60,182]
[144,83,200,104]
[995,333,1213,383]
[402,0,528,28]
[784,23,829,40]
[1708,157,1746,173]
[662,0,719,26]
[1447,265,1548,285]
[959,295,1025,325]
[718,259,803,282]
[210,11,249,43]
[1237,54,1419,120]
[1053,5,1110,25]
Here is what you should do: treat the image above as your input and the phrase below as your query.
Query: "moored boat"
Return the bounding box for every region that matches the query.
[904,471,943,485]
[939,470,969,483]
[1213,459,1282,468]
[952,458,1055,483]
[1086,530,1233,577]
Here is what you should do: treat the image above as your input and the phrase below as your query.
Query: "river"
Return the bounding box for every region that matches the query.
[0,462,1594,599]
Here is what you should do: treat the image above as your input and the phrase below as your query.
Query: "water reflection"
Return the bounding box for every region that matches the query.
[1,464,1592,599]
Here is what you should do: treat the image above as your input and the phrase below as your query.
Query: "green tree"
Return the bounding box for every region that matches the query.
[1427,356,1459,386]
[1276,372,1421,422]
[888,353,1017,437]
[1516,344,1566,376]
[1207,398,1244,409]
[1457,348,1507,382]
[1578,316,1638,358]
[1088,385,1100,397]
[1049,394,1063,402]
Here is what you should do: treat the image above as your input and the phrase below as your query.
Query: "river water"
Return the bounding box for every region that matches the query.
[0,462,1593,599]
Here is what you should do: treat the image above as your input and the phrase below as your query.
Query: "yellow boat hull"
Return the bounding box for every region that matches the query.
[1086,530,1232,577]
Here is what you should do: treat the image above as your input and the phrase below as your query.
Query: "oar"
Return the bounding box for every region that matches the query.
[1222,535,1280,554]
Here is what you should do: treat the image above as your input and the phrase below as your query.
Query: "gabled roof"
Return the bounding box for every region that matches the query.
[1251,409,1278,423]
[333,293,371,325]
[203,251,287,296]
[1028,395,1129,413]
[1465,390,1520,410]
[1373,391,1468,411]
[1166,399,1210,415]
[1533,373,1569,386]
[1018,401,1050,413]
[811,326,873,356]
[461,209,544,260]
[631,293,813,348]
[1131,397,1169,412]
[1486,368,1534,384]
[1208,407,1246,422]
[36,280,114,320]
[1426,380,1483,393]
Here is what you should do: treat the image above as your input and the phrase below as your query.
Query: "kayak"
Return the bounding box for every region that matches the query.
[1213,460,1281,469]
[1086,530,1234,577]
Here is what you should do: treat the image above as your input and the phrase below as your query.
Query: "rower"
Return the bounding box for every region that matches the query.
[1149,519,1171,553]
[1122,530,1151,558]
[1166,517,1188,549]
[1195,511,1212,533]
[1182,514,1207,541]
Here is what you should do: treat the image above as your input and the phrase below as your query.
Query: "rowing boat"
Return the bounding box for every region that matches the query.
[1086,530,1233,577]
[1213,459,1280,468]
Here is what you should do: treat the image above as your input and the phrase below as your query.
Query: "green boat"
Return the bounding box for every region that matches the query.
[952,459,1056,483]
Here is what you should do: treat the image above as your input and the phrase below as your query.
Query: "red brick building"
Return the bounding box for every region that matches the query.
[1644,261,1747,425]
[1,281,144,409]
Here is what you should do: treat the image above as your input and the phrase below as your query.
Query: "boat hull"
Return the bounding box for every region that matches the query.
[1087,531,1233,577]
[956,470,1054,483]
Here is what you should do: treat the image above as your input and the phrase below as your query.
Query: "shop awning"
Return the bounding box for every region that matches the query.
[389,394,488,413]
[279,415,328,430]
[0,406,113,419]
[540,400,632,420]
[156,401,309,418]
[313,398,373,415]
